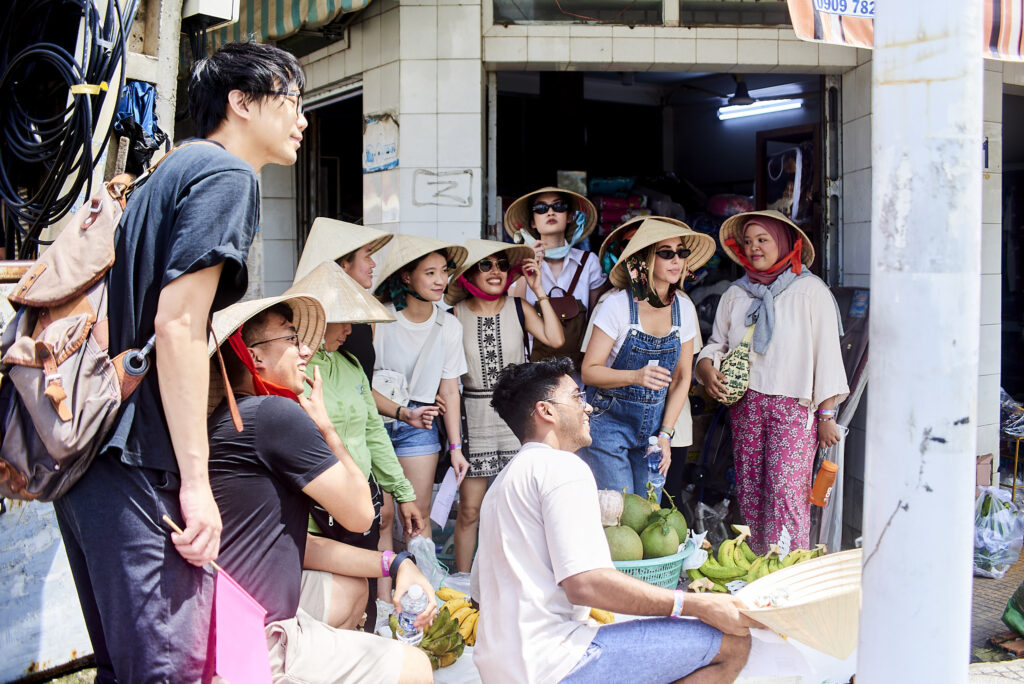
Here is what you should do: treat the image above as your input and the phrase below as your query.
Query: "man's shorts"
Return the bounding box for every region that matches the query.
[385,400,441,458]
[265,570,405,683]
[559,617,722,683]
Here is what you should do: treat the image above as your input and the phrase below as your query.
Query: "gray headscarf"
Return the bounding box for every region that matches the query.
[733,269,843,354]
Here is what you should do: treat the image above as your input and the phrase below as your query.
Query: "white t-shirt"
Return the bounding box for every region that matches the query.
[372,303,468,403]
[470,442,613,684]
[523,247,606,312]
[589,289,698,367]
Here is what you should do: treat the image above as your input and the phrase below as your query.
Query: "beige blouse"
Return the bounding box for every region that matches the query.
[696,275,849,410]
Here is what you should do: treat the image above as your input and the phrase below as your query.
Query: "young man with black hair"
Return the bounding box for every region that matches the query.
[53,41,308,682]
[471,358,755,684]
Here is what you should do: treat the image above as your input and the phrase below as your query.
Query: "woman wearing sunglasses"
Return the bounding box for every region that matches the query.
[445,239,564,573]
[504,187,604,366]
[579,219,716,496]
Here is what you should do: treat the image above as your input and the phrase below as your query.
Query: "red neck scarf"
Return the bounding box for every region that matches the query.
[725,218,803,285]
[227,329,299,401]
[456,264,523,301]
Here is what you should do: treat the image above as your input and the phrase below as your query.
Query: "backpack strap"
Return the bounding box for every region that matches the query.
[209,318,243,432]
[565,251,590,299]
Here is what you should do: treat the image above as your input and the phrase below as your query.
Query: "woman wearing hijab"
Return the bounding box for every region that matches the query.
[505,187,605,365]
[445,239,565,573]
[695,210,849,554]
[579,219,716,496]
[372,235,470,536]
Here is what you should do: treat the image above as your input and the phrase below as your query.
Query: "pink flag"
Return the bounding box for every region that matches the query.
[214,569,272,684]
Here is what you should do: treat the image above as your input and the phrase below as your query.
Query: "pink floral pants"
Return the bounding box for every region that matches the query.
[729,389,818,555]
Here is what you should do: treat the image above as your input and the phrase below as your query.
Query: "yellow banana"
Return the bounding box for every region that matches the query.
[468,616,478,646]
[443,598,471,615]
[732,544,751,571]
[743,556,765,583]
[781,550,803,567]
[451,606,475,624]
[700,556,745,581]
[589,608,615,624]
[739,541,757,563]
[710,580,729,593]
[458,610,479,640]
[767,556,782,573]
[438,652,458,668]
[717,538,737,567]
[437,587,467,602]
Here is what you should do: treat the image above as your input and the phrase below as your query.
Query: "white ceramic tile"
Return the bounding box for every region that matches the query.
[485,24,527,37]
[380,8,400,64]
[399,6,438,59]
[654,26,696,39]
[400,60,438,114]
[985,57,1004,72]
[818,43,857,67]
[437,113,482,167]
[260,164,294,199]
[981,273,1001,325]
[844,168,871,223]
[398,167,439,223]
[437,221,483,243]
[843,114,871,174]
[654,38,695,65]
[737,28,778,39]
[379,61,401,112]
[398,221,440,238]
[362,67,382,114]
[978,372,1001,427]
[381,167,402,223]
[613,37,654,64]
[779,39,818,66]
[982,221,1001,275]
[979,323,1001,376]
[984,122,1002,174]
[307,58,328,90]
[983,170,1001,221]
[260,198,294,239]
[737,39,777,66]
[695,38,737,66]
[400,113,438,167]
[612,25,654,38]
[438,5,481,59]
[263,239,297,282]
[327,51,347,84]
[842,273,869,288]
[436,167,482,221]
[570,25,608,37]
[977,423,999,460]
[346,22,364,75]
[985,68,1003,123]
[571,37,611,64]
[362,13,382,70]
[528,36,570,62]
[1005,61,1024,87]
[363,173,383,225]
[437,60,483,113]
[483,36,527,63]
[402,0,436,5]
[841,220,870,275]
[695,27,737,39]
[526,25,571,37]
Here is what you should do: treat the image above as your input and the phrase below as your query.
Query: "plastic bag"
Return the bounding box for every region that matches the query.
[1003,580,1024,636]
[694,500,729,548]
[974,486,1024,578]
[408,534,449,590]
[1001,388,1024,438]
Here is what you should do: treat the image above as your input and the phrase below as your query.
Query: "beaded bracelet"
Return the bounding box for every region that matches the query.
[670,589,685,618]
[816,408,837,417]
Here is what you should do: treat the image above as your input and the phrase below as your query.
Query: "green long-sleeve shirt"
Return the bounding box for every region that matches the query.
[304,349,416,503]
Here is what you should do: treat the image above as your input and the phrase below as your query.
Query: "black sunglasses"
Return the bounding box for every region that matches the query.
[532,200,569,215]
[475,258,511,273]
[655,247,692,260]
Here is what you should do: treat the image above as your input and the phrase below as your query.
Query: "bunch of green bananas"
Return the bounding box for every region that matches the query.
[686,529,826,593]
[389,605,466,670]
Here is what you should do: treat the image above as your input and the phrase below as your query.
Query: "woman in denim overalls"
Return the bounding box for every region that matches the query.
[580,219,717,495]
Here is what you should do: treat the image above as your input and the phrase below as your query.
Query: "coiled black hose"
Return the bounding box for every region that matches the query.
[0,0,138,258]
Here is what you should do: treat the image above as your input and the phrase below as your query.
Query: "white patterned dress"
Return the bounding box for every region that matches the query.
[452,297,525,477]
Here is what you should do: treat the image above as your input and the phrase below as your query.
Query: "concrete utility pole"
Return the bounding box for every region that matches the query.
[859,3,983,681]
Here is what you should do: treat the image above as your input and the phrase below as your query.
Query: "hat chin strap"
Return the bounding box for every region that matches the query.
[227,329,300,402]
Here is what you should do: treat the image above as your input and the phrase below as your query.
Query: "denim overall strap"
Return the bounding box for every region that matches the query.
[602,295,682,405]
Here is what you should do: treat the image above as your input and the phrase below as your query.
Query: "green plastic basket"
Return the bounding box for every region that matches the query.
[613,541,695,589]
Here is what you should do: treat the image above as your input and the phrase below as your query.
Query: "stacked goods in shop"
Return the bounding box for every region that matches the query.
[601,487,693,588]
[686,525,825,594]
[593,194,650,238]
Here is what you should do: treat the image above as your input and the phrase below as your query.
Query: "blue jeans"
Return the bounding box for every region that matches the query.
[561,618,722,683]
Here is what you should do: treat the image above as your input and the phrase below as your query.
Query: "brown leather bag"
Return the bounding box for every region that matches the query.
[529,252,591,369]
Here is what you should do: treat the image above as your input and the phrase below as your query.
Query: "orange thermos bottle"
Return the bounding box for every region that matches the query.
[809,461,839,507]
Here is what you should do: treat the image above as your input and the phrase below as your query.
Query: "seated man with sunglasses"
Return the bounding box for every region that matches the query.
[471,358,754,684]
[206,297,434,683]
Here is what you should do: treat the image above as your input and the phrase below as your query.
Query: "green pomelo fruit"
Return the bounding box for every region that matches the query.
[647,508,688,543]
[622,493,659,533]
[640,521,680,559]
[605,525,644,561]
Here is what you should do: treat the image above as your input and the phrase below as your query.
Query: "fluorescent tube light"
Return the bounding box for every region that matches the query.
[717,99,803,120]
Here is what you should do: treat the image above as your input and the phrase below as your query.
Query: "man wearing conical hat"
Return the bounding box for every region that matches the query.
[205,294,435,682]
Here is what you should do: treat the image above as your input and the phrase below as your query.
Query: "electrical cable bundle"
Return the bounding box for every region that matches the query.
[0,0,139,259]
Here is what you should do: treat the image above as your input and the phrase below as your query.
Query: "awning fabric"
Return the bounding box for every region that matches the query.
[208,0,371,53]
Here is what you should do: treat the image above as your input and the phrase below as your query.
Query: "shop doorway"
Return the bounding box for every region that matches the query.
[1003,93,1024,400]
[295,90,364,254]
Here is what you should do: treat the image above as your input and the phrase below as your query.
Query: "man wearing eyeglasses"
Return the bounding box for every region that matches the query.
[471,358,754,684]
[53,41,309,682]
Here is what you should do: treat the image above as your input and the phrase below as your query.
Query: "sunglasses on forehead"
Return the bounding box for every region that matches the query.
[655,247,692,260]
[474,258,511,273]
[532,200,570,215]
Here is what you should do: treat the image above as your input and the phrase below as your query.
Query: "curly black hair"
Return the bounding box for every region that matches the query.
[491,358,575,441]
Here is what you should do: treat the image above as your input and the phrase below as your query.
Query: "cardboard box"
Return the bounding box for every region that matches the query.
[977,453,994,495]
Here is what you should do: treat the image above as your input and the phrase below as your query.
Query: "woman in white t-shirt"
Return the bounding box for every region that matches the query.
[505,187,605,366]
[579,219,716,496]
[372,236,469,536]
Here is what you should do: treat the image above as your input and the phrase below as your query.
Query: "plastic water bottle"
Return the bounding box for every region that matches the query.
[396,584,428,645]
[647,436,666,492]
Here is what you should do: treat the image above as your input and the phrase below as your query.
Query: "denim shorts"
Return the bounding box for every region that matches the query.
[385,400,441,457]
[560,617,721,683]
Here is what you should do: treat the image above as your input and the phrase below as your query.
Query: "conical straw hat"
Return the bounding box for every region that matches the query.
[719,209,815,268]
[445,239,535,306]
[502,186,598,244]
[608,218,717,290]
[598,215,714,276]
[294,218,393,282]
[206,294,326,414]
[287,262,396,324]
[372,234,468,302]
[736,548,862,660]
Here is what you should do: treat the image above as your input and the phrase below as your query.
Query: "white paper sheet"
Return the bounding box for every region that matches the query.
[431,467,459,528]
